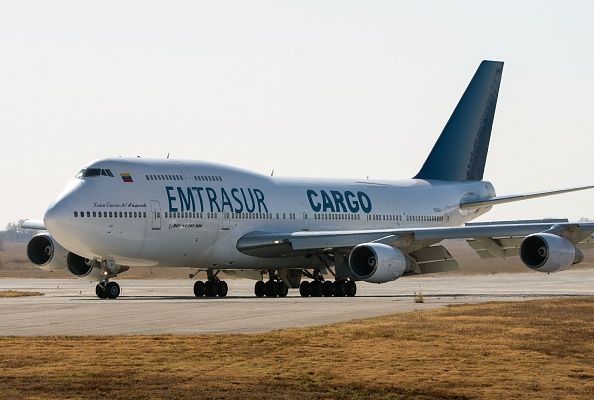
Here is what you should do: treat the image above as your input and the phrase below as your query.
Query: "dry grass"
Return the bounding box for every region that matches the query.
[1,298,593,399]
[0,290,43,298]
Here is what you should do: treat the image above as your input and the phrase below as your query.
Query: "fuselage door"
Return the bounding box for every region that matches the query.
[150,200,161,230]
[221,208,230,230]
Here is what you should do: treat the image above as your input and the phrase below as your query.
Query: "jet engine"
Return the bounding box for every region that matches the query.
[26,233,69,271]
[66,252,104,281]
[520,233,583,273]
[348,243,414,283]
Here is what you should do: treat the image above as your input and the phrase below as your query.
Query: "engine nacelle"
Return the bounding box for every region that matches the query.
[26,233,69,271]
[66,253,104,281]
[348,243,414,283]
[520,233,584,273]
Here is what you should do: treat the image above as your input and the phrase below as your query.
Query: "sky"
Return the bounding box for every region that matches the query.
[2,1,594,229]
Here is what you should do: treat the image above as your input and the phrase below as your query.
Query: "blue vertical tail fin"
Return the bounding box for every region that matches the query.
[414,60,504,182]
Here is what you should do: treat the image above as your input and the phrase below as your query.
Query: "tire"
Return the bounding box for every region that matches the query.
[96,284,107,299]
[205,281,218,297]
[333,280,347,297]
[310,281,323,297]
[299,281,310,297]
[105,282,120,299]
[254,280,266,297]
[218,281,228,297]
[278,282,289,297]
[193,281,206,297]
[265,280,279,297]
[322,281,333,297]
[346,280,357,297]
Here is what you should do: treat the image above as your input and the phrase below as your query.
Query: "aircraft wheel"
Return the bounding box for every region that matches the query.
[265,280,279,297]
[346,281,357,297]
[310,281,323,297]
[205,281,218,297]
[96,284,107,299]
[194,281,206,297]
[105,282,120,299]
[218,281,228,297]
[299,281,310,297]
[322,281,333,297]
[254,280,266,297]
[333,280,347,297]
[278,282,289,298]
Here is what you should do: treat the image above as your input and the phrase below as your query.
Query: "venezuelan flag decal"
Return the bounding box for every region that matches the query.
[120,173,133,183]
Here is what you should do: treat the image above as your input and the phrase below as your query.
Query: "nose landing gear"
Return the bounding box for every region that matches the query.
[96,281,121,299]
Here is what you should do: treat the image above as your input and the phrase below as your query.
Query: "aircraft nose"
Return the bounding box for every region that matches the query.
[43,180,81,239]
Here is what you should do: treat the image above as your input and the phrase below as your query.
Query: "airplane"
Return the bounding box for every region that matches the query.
[23,60,594,299]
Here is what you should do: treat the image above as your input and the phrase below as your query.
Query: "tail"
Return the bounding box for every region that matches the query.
[414,60,504,182]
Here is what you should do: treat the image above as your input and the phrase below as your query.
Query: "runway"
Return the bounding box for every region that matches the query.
[1,270,593,336]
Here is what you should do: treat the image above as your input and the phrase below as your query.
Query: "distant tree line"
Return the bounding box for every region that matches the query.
[0,220,37,243]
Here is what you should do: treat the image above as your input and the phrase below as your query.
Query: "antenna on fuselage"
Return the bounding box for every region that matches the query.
[167,153,170,159]
[271,169,274,176]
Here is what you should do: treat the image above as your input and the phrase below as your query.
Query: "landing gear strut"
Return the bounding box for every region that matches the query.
[254,270,289,298]
[193,269,228,298]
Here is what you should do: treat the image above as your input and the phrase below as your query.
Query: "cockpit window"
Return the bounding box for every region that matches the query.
[76,168,114,179]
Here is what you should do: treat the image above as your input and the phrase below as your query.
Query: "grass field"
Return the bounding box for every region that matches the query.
[1,298,594,399]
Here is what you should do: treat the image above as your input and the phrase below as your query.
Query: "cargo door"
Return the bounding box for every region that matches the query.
[150,200,161,230]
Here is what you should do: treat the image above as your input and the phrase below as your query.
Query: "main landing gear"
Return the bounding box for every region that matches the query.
[96,281,121,299]
[297,267,357,297]
[193,269,228,298]
[299,279,357,297]
[254,271,289,298]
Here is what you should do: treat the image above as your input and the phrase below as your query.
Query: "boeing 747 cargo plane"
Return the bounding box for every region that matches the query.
[24,60,594,299]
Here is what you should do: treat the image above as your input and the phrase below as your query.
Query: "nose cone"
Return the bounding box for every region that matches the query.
[43,179,83,246]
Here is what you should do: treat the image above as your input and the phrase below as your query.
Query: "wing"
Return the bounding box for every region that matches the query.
[460,185,594,210]
[237,219,594,278]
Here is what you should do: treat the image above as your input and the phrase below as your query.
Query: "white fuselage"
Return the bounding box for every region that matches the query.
[43,157,495,270]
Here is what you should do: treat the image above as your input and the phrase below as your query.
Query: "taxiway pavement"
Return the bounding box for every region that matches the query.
[1,270,592,336]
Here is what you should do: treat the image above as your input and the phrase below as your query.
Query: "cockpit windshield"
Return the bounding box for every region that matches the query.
[76,168,114,178]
